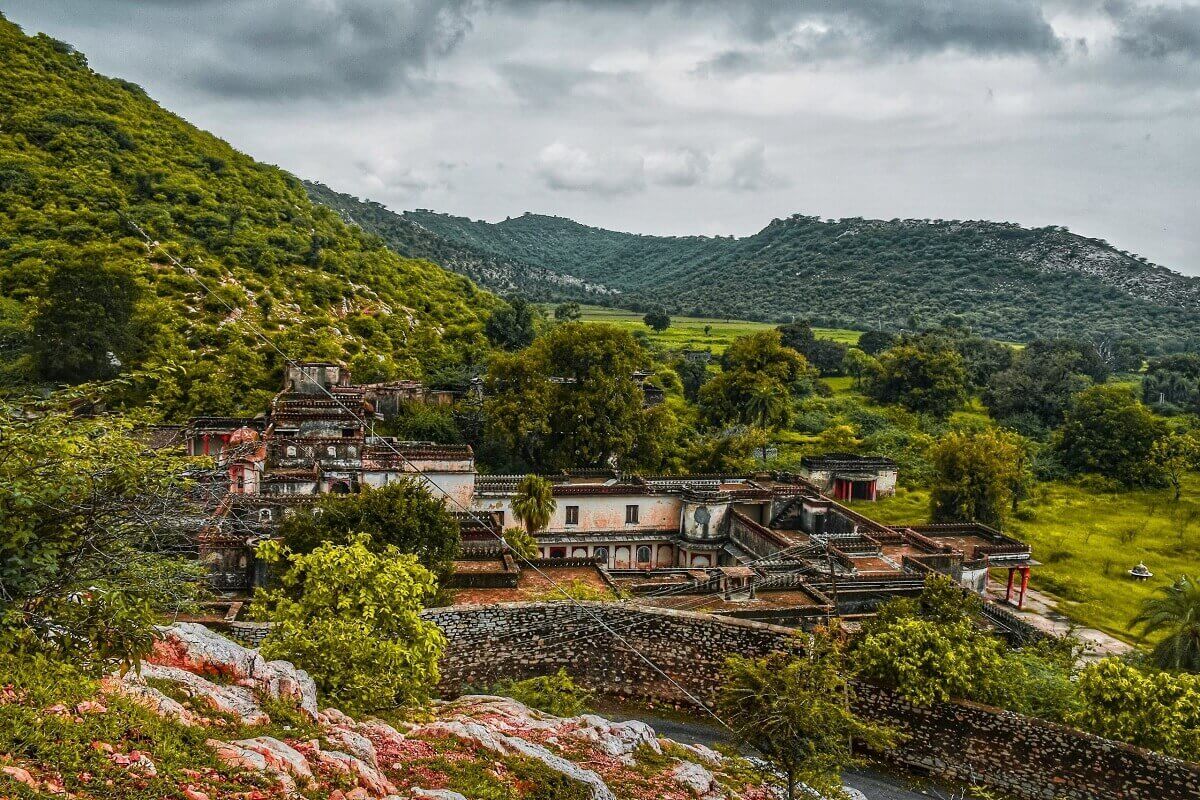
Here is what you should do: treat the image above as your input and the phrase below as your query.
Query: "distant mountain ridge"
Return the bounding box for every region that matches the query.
[392,209,1200,345]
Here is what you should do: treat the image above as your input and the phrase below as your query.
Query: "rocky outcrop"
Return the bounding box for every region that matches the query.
[73,624,777,800]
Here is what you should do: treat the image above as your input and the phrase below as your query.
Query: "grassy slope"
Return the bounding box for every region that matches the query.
[571,304,860,354]
[0,17,492,417]
[866,476,1200,646]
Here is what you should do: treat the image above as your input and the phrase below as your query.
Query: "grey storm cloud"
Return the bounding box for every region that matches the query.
[1108,1,1200,60]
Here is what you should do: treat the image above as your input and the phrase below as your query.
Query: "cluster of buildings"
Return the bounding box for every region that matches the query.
[161,362,1037,633]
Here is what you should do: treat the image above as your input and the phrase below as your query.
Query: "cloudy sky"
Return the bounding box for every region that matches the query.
[6,1,1200,273]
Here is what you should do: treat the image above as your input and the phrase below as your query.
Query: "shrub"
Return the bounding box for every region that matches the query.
[492,669,593,717]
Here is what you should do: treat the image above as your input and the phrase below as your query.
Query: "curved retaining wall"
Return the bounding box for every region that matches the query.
[423,602,1199,800]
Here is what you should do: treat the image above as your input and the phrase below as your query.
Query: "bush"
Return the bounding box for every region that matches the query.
[492,668,593,716]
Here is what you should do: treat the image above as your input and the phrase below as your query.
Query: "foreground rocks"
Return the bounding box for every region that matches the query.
[86,623,778,800]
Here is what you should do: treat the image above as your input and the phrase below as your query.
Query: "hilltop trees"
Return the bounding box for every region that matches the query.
[866,339,967,418]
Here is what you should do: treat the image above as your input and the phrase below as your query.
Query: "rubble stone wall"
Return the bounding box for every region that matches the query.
[425,602,1199,800]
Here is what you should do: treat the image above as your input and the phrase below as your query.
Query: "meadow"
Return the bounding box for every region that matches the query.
[568,304,861,354]
[866,476,1200,646]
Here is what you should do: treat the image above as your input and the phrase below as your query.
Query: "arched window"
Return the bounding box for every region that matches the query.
[286,445,297,457]
[593,546,609,564]
[636,546,652,564]
[327,446,337,457]
[258,508,272,523]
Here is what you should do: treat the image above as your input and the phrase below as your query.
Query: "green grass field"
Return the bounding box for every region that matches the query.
[567,304,861,354]
[865,476,1200,646]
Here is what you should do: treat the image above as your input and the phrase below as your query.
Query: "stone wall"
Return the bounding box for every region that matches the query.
[424,602,1199,800]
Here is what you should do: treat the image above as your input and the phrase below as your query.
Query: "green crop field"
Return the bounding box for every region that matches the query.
[865,476,1200,646]
[565,305,861,354]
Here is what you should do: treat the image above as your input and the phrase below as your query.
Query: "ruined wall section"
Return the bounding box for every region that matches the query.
[424,602,1199,800]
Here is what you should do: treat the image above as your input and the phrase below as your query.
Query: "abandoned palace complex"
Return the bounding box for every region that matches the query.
[162,362,1038,630]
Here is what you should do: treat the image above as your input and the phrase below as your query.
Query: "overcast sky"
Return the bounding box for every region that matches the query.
[6,1,1200,274]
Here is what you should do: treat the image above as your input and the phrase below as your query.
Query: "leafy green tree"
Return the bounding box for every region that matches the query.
[554,301,582,322]
[841,347,878,390]
[856,330,896,356]
[512,474,556,535]
[855,576,1015,707]
[643,308,671,332]
[699,330,814,427]
[256,535,445,715]
[485,323,668,470]
[0,388,205,670]
[1142,353,1200,414]
[1131,575,1200,673]
[929,428,1028,527]
[278,479,461,583]
[866,340,967,418]
[720,650,897,800]
[685,427,770,473]
[1069,658,1200,759]
[486,296,539,350]
[984,339,1107,429]
[32,258,142,384]
[674,357,709,402]
[816,424,860,454]
[777,321,848,376]
[1149,430,1200,501]
[1055,385,1167,487]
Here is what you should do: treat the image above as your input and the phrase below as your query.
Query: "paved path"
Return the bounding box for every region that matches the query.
[985,586,1132,661]
[594,702,982,800]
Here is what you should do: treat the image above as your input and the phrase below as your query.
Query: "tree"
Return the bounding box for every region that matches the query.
[699,331,814,427]
[674,357,709,403]
[32,258,142,384]
[485,296,538,350]
[866,340,967,418]
[777,321,848,376]
[929,428,1028,527]
[686,427,770,473]
[984,339,1107,429]
[278,479,461,584]
[643,308,671,332]
[1149,430,1200,501]
[501,526,539,559]
[1142,354,1200,413]
[841,347,878,390]
[512,474,556,535]
[1131,575,1200,673]
[485,322,667,470]
[720,651,897,800]
[256,535,445,715]
[553,301,581,322]
[816,424,860,454]
[856,330,896,356]
[0,388,206,670]
[1055,385,1167,487]
[1069,658,1200,760]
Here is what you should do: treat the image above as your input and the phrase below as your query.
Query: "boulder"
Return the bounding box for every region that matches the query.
[103,676,198,726]
[671,761,723,799]
[230,736,313,783]
[314,750,397,798]
[327,726,380,769]
[411,789,469,800]
[131,664,268,726]
[574,714,660,760]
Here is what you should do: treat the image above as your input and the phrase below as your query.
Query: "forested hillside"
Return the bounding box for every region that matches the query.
[0,15,494,418]
[305,181,615,302]
[403,210,1200,347]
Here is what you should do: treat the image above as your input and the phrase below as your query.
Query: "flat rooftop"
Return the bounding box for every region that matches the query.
[450,565,616,606]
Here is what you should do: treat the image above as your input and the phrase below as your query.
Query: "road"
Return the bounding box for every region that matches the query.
[593,702,980,800]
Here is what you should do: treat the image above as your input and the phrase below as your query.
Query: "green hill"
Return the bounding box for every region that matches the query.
[0,16,494,418]
[304,181,615,303]
[400,210,1200,347]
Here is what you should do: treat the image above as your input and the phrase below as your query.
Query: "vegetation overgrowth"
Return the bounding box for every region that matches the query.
[0,15,493,417]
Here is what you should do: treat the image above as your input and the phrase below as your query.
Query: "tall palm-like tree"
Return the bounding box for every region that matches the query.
[744,381,789,460]
[1131,575,1200,672]
[511,474,556,536]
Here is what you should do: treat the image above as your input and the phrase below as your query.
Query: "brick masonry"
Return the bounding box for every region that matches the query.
[423,602,1200,800]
